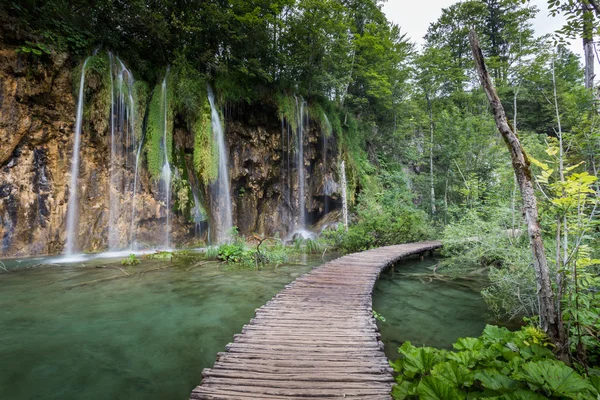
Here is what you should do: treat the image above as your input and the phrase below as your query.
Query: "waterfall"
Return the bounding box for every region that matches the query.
[294,96,307,231]
[107,54,139,250]
[160,77,172,249]
[64,57,90,255]
[340,160,348,232]
[322,113,331,214]
[191,190,205,237]
[129,137,144,249]
[208,86,232,243]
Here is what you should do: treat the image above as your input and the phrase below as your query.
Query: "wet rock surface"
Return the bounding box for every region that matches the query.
[0,45,342,257]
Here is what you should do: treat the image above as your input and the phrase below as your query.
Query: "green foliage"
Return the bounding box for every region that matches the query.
[213,231,292,269]
[204,246,219,261]
[391,325,599,400]
[340,171,435,253]
[121,254,140,265]
[373,310,386,322]
[193,101,218,185]
[132,81,150,142]
[144,78,173,179]
[15,40,52,56]
[146,251,173,260]
[292,237,326,255]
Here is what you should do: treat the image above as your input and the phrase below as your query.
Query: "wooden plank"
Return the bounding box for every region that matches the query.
[189,241,442,400]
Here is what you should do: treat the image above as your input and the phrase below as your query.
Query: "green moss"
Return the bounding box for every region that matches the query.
[193,101,218,185]
[276,93,298,129]
[308,102,332,138]
[144,76,173,180]
[132,81,150,142]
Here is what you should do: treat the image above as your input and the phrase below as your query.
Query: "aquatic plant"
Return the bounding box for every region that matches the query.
[204,246,219,260]
[372,310,386,322]
[121,254,140,265]
[146,251,173,260]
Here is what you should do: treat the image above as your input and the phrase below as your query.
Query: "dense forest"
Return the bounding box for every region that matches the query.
[1,0,600,398]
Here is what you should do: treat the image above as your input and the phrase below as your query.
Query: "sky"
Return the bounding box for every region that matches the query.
[381,0,583,57]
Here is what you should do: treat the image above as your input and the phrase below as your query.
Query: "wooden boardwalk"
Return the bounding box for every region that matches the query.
[190,241,442,399]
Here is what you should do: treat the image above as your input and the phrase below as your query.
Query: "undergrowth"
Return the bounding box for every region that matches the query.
[391,325,600,399]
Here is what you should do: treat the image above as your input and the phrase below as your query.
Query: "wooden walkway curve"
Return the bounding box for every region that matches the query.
[190,241,442,400]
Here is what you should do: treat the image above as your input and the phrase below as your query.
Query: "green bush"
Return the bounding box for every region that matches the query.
[439,210,538,321]
[391,325,599,400]
[121,254,140,265]
[340,195,434,253]
[146,251,173,260]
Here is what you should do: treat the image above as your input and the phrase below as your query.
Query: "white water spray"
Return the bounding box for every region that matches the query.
[208,86,232,243]
[160,78,172,249]
[64,57,90,255]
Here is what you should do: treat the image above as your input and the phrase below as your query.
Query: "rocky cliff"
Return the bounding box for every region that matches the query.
[0,45,342,258]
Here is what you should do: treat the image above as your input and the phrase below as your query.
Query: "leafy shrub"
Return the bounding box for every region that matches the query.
[15,40,52,56]
[439,210,539,321]
[121,254,140,265]
[146,251,173,260]
[391,325,599,400]
[340,192,434,253]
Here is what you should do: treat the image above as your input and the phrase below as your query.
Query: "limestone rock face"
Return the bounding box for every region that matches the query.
[225,103,341,240]
[0,46,341,258]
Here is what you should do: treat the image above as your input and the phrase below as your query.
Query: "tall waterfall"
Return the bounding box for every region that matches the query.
[294,96,307,231]
[208,86,232,243]
[64,57,90,255]
[160,77,172,249]
[340,160,348,232]
[322,113,331,215]
[107,54,139,250]
[279,96,309,235]
[129,135,144,249]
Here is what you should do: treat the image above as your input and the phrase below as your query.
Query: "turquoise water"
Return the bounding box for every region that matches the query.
[0,253,334,400]
[373,257,490,361]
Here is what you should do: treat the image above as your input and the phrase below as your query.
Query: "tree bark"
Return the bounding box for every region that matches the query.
[469,30,567,356]
[426,93,436,215]
[582,4,595,90]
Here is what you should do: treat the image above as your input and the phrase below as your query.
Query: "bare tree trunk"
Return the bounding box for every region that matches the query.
[583,4,595,90]
[426,93,436,215]
[469,30,567,356]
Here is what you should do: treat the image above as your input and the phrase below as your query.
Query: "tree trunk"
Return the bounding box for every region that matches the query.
[583,4,595,90]
[469,30,567,356]
[426,93,436,215]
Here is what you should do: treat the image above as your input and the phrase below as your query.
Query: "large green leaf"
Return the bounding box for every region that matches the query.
[474,368,519,392]
[417,375,465,400]
[453,337,483,351]
[501,389,550,400]
[398,341,444,378]
[392,379,417,400]
[482,324,511,343]
[516,360,594,398]
[446,350,484,368]
[432,361,474,388]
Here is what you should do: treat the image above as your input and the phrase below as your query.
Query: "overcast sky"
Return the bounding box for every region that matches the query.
[382,0,583,58]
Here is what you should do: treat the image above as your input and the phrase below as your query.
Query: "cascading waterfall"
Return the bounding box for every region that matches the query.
[294,96,307,231]
[107,54,139,250]
[322,113,331,214]
[160,77,172,249]
[281,117,292,222]
[340,160,348,232]
[208,86,233,243]
[64,57,90,255]
[129,135,145,249]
